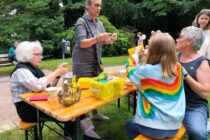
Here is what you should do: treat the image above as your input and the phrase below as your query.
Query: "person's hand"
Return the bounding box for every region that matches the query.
[55,63,69,77]
[110,33,117,41]
[182,66,188,75]
[98,32,111,41]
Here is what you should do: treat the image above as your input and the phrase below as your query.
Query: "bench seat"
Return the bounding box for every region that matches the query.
[134,123,186,140]
[13,117,38,140]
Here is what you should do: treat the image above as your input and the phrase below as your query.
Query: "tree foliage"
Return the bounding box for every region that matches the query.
[0,0,210,57]
[0,0,64,58]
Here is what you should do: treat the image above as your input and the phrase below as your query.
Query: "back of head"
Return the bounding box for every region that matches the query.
[146,32,177,77]
[16,41,43,63]
[181,26,204,50]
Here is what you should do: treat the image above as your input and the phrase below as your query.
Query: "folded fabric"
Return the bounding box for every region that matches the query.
[30,94,48,101]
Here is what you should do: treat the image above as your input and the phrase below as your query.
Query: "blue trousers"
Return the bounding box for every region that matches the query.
[183,105,208,140]
[125,119,177,140]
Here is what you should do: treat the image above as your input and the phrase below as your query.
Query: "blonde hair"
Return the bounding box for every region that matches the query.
[146,32,177,78]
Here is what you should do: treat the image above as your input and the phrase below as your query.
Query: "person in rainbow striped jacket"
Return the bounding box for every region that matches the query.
[125,32,186,140]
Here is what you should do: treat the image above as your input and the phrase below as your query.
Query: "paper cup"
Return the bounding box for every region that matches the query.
[45,87,57,102]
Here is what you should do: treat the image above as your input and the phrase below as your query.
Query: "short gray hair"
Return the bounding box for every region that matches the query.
[85,0,93,6]
[181,26,204,50]
[16,41,43,62]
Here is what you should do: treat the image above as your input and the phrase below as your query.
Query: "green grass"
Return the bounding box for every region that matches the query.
[0,55,128,77]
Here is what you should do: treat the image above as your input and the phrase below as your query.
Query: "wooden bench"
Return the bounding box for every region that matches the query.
[0,54,13,66]
[13,117,38,140]
[134,123,186,140]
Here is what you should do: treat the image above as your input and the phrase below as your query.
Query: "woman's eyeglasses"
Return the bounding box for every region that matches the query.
[33,53,42,57]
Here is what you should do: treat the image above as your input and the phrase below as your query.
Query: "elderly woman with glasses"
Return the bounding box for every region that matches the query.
[176,26,210,140]
[10,41,75,137]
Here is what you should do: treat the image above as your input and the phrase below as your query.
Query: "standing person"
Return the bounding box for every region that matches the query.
[176,26,210,140]
[72,0,117,139]
[8,40,19,64]
[72,0,116,121]
[125,32,186,140]
[10,41,75,138]
[136,32,146,46]
[193,9,210,59]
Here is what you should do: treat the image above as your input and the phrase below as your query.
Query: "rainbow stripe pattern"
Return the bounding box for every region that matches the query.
[139,63,183,119]
[125,57,136,77]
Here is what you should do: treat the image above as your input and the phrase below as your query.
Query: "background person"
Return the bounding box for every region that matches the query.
[8,40,19,64]
[10,41,75,138]
[192,9,210,59]
[176,26,210,140]
[72,0,117,139]
[125,32,186,140]
[136,32,146,46]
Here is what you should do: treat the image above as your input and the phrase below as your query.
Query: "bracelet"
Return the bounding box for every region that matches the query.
[184,73,189,79]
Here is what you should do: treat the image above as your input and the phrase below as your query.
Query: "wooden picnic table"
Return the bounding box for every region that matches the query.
[19,73,137,140]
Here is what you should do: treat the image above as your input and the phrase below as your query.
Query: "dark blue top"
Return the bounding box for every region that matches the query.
[178,53,208,107]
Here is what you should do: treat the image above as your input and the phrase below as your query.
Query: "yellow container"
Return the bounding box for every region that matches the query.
[128,44,144,56]
[89,77,124,100]
[78,78,91,89]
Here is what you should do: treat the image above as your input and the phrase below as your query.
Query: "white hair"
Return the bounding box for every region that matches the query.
[182,26,204,50]
[16,41,43,62]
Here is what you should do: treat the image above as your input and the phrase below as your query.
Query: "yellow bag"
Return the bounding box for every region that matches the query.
[89,76,124,100]
[128,44,144,56]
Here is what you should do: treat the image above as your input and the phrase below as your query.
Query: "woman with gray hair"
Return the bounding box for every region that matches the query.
[10,41,75,138]
[176,26,210,140]
[72,0,118,139]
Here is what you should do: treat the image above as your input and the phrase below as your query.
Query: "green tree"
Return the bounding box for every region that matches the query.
[0,0,65,57]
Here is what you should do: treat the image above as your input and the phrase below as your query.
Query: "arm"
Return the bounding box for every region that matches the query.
[76,21,112,48]
[125,53,141,89]
[185,60,210,99]
[17,63,68,92]
[45,63,69,85]
[79,32,112,48]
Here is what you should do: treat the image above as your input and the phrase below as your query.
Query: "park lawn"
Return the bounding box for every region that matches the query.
[0,56,128,76]
[0,55,128,77]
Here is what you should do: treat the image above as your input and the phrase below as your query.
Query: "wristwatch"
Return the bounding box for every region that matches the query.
[184,73,189,79]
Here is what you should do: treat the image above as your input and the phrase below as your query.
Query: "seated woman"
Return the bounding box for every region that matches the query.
[125,32,186,140]
[10,41,75,137]
[176,26,210,140]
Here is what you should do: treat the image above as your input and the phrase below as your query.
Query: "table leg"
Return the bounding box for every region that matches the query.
[75,117,83,140]
[133,91,137,115]
[37,109,42,140]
